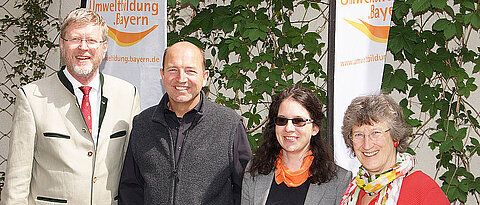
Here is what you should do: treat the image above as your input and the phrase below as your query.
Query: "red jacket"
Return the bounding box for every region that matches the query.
[357,171,450,205]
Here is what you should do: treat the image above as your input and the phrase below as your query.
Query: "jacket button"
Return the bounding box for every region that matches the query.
[82,128,87,133]
[93,177,97,183]
[87,151,93,157]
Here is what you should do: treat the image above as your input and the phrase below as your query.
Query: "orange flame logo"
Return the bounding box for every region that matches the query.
[344,19,390,43]
[107,25,159,47]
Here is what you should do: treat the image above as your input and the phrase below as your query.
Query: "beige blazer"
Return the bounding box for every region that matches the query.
[1,70,140,205]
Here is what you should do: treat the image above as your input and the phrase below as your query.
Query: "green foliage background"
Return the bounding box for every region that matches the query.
[0,0,59,104]
[383,0,480,203]
[167,0,330,149]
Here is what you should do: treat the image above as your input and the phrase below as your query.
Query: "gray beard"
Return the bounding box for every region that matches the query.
[71,65,95,77]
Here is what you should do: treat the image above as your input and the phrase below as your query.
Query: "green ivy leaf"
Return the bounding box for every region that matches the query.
[311,3,321,11]
[471,13,480,29]
[458,86,470,97]
[181,10,212,35]
[381,64,394,93]
[218,17,235,33]
[167,0,176,7]
[468,112,480,127]
[443,23,457,39]
[303,34,318,52]
[256,66,269,79]
[272,27,282,36]
[242,112,253,126]
[471,137,480,146]
[461,1,475,10]
[433,19,451,31]
[412,0,431,14]
[393,1,409,20]
[466,78,477,92]
[233,0,247,8]
[391,69,408,93]
[433,18,456,39]
[415,61,433,78]
[431,0,446,9]
[431,131,447,142]
[276,36,285,47]
[453,138,464,152]
[249,28,267,41]
[447,184,468,203]
[440,139,453,153]
[291,36,302,47]
[243,111,262,128]
[457,127,468,140]
[429,141,439,150]
[406,147,416,155]
[247,133,262,150]
[458,168,475,179]
[406,119,422,127]
[472,177,480,193]
[301,24,308,33]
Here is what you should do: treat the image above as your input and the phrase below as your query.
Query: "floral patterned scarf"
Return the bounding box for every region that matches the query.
[339,153,415,205]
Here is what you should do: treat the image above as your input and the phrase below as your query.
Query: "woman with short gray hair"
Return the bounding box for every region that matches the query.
[339,94,449,205]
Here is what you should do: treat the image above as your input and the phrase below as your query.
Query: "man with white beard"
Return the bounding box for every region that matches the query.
[0,8,140,205]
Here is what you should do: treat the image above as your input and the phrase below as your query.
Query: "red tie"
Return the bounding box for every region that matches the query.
[79,86,92,134]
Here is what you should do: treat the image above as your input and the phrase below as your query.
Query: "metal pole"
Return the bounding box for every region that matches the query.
[327,0,336,149]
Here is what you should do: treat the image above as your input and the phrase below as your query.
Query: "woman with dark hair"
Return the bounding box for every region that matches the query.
[339,94,449,205]
[241,85,352,205]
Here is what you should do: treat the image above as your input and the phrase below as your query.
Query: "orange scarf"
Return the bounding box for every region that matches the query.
[274,150,314,187]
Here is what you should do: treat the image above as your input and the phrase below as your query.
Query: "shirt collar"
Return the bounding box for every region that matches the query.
[163,92,203,115]
[63,68,100,92]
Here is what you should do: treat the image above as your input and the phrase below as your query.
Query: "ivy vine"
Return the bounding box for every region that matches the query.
[167,0,330,148]
[0,0,59,103]
[383,0,480,203]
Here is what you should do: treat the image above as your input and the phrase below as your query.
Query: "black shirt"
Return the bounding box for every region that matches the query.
[265,176,310,205]
[164,100,199,163]
[163,94,252,205]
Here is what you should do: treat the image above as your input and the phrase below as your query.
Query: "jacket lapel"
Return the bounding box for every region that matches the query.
[98,72,107,132]
[58,68,108,138]
[55,68,93,142]
[255,171,275,205]
[57,67,75,95]
[304,182,327,205]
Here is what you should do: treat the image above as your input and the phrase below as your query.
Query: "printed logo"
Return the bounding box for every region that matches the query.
[107,25,158,47]
[344,19,390,43]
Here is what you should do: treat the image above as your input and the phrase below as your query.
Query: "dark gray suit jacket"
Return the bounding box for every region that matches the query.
[241,163,352,205]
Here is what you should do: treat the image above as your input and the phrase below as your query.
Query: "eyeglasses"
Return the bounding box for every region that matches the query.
[274,117,313,127]
[352,129,390,143]
[62,37,106,47]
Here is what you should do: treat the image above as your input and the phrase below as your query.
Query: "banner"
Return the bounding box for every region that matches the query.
[86,0,167,109]
[334,0,394,173]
